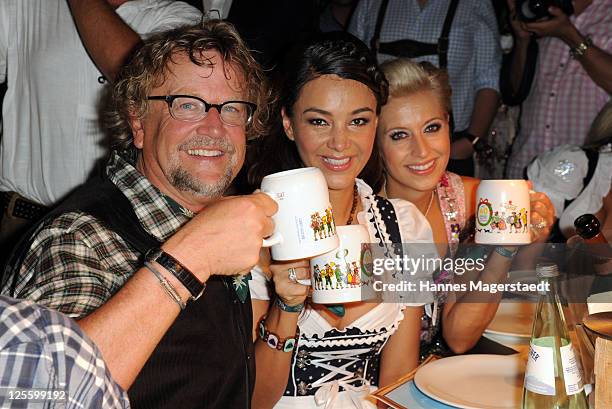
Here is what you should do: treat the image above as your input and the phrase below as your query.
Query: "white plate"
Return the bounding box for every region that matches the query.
[485,302,536,338]
[414,355,526,409]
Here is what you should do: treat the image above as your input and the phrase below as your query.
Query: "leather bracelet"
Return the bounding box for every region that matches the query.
[494,246,518,258]
[145,248,205,301]
[275,297,305,313]
[144,261,186,310]
[258,316,299,353]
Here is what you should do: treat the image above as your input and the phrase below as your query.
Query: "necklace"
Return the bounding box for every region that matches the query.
[345,184,359,225]
[382,181,435,217]
[422,190,435,217]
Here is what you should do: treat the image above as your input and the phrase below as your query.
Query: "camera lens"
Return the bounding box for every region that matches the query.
[516,0,574,22]
[517,0,551,22]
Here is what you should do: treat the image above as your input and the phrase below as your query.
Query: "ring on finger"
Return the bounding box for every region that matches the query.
[288,267,298,283]
[530,220,548,230]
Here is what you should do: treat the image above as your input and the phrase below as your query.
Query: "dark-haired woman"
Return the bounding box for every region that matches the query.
[248,32,436,408]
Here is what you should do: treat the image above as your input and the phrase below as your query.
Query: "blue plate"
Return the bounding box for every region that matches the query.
[383,381,457,409]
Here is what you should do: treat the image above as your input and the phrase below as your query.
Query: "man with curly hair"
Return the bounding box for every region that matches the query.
[2,21,276,409]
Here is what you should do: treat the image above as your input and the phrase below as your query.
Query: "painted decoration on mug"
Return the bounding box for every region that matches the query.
[360,243,373,279]
[311,246,367,290]
[476,198,529,234]
[476,198,493,227]
[309,206,337,241]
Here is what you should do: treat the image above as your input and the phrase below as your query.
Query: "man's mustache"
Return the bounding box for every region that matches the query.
[178,136,236,154]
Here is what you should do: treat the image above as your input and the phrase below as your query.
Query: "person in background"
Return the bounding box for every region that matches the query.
[1,21,275,409]
[349,0,502,177]
[528,100,612,242]
[528,101,612,293]
[505,0,612,179]
[202,0,230,18]
[0,0,201,266]
[374,59,555,357]
[0,295,130,409]
[247,32,435,408]
[319,0,359,32]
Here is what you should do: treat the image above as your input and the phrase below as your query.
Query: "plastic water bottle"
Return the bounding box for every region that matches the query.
[522,263,588,409]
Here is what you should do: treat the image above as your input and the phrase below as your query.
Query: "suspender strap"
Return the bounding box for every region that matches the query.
[371,0,390,55]
[378,40,438,60]
[371,0,460,69]
[438,0,459,68]
[500,37,539,106]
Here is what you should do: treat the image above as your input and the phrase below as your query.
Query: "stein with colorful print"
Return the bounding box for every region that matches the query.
[475,179,531,245]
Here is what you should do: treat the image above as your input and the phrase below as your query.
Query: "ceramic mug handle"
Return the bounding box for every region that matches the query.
[261,191,283,247]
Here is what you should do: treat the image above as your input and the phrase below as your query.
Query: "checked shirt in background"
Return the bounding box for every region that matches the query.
[349,0,502,132]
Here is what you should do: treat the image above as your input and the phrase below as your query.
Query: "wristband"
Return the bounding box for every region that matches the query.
[275,297,305,313]
[144,261,186,310]
[258,316,299,353]
[145,247,205,301]
[494,246,518,258]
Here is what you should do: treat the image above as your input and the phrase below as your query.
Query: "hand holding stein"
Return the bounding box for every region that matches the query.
[475,180,531,245]
[475,179,554,245]
[527,186,555,243]
[260,167,339,260]
[270,260,312,309]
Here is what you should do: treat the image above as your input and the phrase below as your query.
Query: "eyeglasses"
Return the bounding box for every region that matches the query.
[147,95,257,127]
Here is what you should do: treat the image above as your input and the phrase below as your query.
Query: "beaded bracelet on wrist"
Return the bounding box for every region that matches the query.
[258,316,300,353]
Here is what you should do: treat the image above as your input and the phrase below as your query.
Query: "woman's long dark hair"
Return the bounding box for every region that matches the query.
[247,31,388,190]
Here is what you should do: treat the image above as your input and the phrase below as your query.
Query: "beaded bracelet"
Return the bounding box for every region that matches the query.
[258,316,300,353]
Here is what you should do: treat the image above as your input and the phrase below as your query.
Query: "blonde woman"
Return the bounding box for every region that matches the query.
[374,59,555,358]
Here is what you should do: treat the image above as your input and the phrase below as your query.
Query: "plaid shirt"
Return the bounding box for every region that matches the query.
[348,0,502,132]
[0,151,191,318]
[0,296,129,408]
[506,0,612,179]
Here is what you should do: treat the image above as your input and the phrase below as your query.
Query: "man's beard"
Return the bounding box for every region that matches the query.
[168,137,238,198]
[168,164,234,198]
